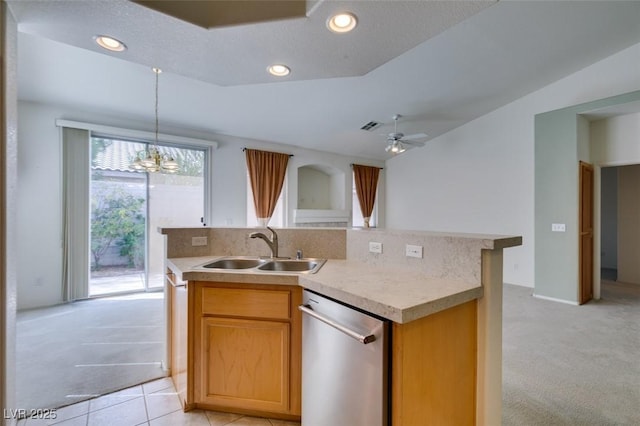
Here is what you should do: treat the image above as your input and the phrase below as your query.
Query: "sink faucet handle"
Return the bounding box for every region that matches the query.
[266,226,278,242]
[250,226,279,258]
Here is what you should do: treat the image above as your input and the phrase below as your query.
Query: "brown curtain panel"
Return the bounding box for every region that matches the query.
[245,149,290,226]
[353,164,380,228]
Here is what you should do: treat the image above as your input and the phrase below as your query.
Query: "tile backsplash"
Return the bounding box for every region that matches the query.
[161,226,520,285]
[346,229,518,284]
[160,227,347,260]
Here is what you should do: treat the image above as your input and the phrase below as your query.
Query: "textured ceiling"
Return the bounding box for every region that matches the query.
[9,1,640,161]
[9,0,495,86]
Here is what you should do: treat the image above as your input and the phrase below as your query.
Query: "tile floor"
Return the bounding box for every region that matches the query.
[17,377,301,426]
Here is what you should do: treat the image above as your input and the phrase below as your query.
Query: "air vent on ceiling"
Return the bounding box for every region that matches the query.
[360,121,382,131]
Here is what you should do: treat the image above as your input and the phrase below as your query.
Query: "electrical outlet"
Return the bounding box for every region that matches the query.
[369,241,383,254]
[405,244,423,258]
[192,236,208,246]
[551,223,566,232]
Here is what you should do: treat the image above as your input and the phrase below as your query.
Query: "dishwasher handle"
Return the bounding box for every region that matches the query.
[298,304,376,344]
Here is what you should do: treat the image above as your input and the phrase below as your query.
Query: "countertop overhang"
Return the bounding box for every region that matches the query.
[167,256,483,324]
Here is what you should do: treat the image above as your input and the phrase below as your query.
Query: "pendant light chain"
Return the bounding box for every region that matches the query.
[129,67,179,173]
[154,67,160,148]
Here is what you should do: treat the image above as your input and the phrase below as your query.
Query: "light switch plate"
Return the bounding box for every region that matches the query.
[406,244,423,258]
[192,236,208,246]
[551,223,566,232]
[369,241,383,254]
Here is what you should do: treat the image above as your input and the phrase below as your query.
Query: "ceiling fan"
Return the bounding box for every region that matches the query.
[384,114,428,154]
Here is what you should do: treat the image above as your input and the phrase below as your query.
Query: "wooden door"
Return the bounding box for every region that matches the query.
[579,161,594,304]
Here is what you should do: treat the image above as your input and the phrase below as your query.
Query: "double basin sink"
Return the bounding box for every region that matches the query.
[198,256,326,274]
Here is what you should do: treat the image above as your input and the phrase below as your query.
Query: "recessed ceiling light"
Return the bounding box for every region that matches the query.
[327,12,357,33]
[94,35,126,52]
[267,64,291,77]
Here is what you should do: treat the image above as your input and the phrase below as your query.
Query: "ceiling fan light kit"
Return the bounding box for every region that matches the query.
[383,114,427,155]
[385,140,406,154]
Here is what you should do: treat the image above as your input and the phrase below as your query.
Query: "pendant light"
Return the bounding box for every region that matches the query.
[130,68,179,173]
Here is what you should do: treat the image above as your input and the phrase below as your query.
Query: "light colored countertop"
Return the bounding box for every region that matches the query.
[167,256,482,324]
[298,260,482,323]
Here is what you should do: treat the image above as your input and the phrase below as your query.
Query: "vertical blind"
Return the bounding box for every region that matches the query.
[61,127,90,301]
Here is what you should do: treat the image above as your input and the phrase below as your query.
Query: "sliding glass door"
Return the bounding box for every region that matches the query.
[147,147,205,289]
[89,137,205,296]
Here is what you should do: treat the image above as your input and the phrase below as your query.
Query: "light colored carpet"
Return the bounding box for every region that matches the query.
[16,293,165,410]
[503,280,640,425]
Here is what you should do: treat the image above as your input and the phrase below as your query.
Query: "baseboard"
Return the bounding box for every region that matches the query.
[503,282,533,289]
[532,293,579,305]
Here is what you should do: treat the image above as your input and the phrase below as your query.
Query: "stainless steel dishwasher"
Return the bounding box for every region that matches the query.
[299,289,389,426]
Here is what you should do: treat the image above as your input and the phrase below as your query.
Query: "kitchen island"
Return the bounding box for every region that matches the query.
[162,227,522,425]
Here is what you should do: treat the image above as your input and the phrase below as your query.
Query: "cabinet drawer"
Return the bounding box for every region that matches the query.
[201,287,291,320]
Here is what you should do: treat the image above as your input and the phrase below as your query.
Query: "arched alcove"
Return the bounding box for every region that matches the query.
[295,164,349,226]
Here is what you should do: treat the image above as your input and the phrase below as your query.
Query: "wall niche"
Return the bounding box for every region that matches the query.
[295,164,349,227]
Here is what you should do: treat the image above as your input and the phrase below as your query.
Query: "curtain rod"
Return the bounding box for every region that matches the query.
[243,147,294,157]
[351,163,383,170]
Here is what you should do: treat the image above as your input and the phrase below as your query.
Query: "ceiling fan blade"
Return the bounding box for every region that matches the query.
[400,132,428,141]
[402,140,426,147]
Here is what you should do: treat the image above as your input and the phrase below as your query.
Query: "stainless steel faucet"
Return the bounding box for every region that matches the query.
[249,226,279,258]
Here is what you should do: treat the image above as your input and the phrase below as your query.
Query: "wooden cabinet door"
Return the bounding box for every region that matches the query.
[392,300,477,425]
[199,317,291,413]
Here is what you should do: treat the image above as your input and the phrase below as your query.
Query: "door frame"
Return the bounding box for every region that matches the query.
[592,160,640,302]
[88,137,209,297]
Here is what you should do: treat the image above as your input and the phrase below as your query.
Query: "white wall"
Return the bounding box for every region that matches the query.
[16,103,65,309]
[330,173,344,210]
[591,113,640,164]
[386,42,640,288]
[16,101,383,310]
[600,167,618,270]
[2,2,19,419]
